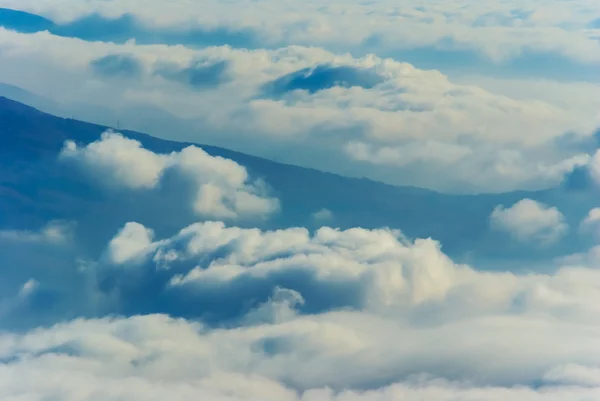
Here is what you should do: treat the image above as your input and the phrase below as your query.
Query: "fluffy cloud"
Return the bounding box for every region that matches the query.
[312,209,334,222]
[61,132,168,189]
[490,199,568,244]
[1,217,600,398]
[91,220,600,329]
[588,149,600,184]
[107,222,156,264]
[0,313,599,400]
[0,29,597,192]
[60,131,279,220]
[3,218,600,398]
[580,208,600,239]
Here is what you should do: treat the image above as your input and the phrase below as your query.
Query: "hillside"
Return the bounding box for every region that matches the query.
[0,96,595,265]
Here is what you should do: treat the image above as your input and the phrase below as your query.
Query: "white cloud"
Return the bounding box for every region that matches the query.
[1,219,600,398]
[0,29,597,192]
[588,150,600,185]
[101,220,600,326]
[0,311,599,400]
[490,199,568,245]
[60,131,279,220]
[18,279,40,298]
[61,132,168,189]
[312,209,334,222]
[582,208,600,226]
[580,208,600,240]
[0,279,41,321]
[107,222,156,264]
[1,0,600,66]
[544,364,600,387]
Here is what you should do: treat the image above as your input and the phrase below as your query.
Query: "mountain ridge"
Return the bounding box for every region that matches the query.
[0,95,595,266]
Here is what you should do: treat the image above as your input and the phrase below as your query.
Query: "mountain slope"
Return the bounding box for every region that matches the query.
[0,96,596,265]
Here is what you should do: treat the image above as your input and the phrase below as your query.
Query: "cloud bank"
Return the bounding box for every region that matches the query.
[1,218,600,399]
[0,29,598,192]
[1,0,600,75]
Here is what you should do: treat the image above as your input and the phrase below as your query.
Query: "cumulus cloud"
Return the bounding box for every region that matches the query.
[90,220,600,329]
[1,217,600,398]
[588,149,600,185]
[60,131,279,220]
[490,199,568,245]
[61,132,169,189]
[580,208,600,239]
[0,264,599,398]
[107,222,156,264]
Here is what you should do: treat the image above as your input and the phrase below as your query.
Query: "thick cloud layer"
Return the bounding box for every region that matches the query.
[0,29,598,192]
[1,0,599,78]
[1,218,600,399]
[0,314,599,400]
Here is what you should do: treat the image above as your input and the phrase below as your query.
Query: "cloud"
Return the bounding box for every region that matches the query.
[90,219,600,326]
[544,364,600,387]
[0,216,600,397]
[60,131,279,220]
[107,222,156,264]
[312,209,334,222]
[61,132,169,190]
[490,199,568,245]
[2,2,600,397]
[1,0,600,74]
[345,140,473,167]
[90,53,144,79]
[0,310,599,399]
[0,220,74,245]
[588,149,600,185]
[580,208,600,239]
[18,279,40,297]
[0,29,598,192]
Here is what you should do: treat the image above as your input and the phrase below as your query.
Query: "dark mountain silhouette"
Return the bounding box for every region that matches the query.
[0,96,597,267]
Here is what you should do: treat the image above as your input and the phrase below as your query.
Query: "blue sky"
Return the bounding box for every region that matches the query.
[0,1,600,400]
